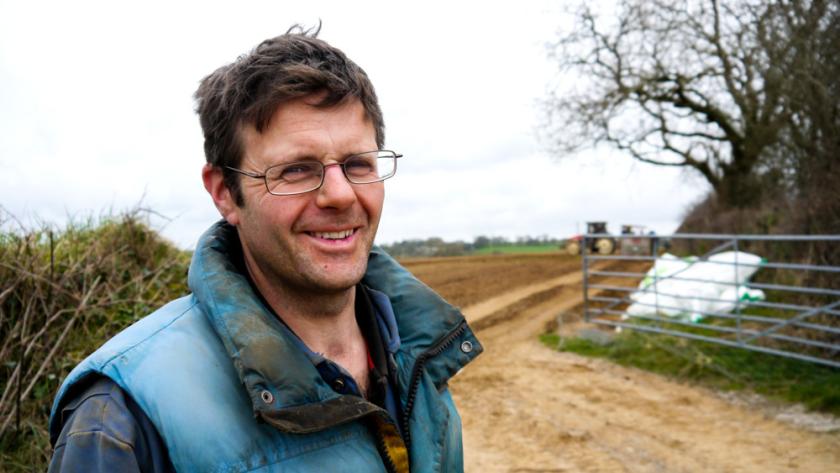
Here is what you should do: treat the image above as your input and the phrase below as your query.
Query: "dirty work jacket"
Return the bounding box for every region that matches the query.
[49,222,483,472]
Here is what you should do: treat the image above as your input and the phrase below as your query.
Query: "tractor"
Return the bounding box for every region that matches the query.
[618,224,651,255]
[565,221,617,255]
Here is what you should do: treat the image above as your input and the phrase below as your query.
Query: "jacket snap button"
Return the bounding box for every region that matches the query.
[333,378,345,391]
[460,341,473,353]
[260,390,274,404]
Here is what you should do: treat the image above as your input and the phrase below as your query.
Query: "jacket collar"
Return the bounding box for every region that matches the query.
[188,221,481,432]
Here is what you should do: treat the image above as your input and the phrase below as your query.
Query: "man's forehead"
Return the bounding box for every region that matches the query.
[237,98,376,161]
[243,95,371,132]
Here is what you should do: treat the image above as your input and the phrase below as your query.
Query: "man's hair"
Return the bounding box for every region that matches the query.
[194,24,384,205]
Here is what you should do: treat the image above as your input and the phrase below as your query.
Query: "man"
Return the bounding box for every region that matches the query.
[48,26,482,472]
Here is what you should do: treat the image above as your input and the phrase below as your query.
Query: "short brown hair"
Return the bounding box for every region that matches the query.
[194,24,384,205]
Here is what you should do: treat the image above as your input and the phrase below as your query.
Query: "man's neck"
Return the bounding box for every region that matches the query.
[249,267,358,348]
[243,258,370,396]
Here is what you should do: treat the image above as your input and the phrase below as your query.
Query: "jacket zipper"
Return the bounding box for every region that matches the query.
[399,319,468,452]
[375,423,400,473]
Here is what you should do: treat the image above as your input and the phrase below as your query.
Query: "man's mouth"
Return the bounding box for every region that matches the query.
[307,229,356,240]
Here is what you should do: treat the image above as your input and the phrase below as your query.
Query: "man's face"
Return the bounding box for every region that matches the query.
[224,96,384,295]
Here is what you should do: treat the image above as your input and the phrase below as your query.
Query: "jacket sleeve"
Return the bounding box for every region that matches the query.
[48,376,174,473]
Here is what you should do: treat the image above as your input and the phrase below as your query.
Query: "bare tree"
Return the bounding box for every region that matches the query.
[780,1,840,233]
[544,0,837,208]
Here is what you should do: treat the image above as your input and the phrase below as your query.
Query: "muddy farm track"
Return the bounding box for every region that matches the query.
[400,254,840,473]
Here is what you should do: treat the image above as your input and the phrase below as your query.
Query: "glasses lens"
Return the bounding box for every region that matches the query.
[265,162,323,194]
[345,151,396,184]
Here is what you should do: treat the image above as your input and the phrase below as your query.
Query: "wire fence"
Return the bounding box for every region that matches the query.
[582,233,840,369]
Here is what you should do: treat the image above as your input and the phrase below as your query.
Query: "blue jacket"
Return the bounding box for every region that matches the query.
[49,222,482,472]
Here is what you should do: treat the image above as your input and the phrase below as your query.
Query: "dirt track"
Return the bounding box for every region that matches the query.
[402,254,840,473]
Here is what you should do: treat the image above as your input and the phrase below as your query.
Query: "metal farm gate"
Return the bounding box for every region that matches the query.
[582,234,840,369]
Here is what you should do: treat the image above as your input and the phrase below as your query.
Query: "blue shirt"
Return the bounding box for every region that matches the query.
[48,376,174,472]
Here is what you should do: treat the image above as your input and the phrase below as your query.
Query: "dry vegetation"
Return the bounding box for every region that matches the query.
[0,210,190,469]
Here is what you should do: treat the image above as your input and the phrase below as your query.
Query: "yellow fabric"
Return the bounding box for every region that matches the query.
[371,415,410,473]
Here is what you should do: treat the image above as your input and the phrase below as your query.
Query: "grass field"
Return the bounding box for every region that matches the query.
[472,244,562,255]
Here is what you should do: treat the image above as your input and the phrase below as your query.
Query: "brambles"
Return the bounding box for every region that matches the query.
[0,209,190,470]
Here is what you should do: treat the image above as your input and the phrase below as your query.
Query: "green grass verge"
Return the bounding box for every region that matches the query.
[473,244,561,255]
[540,330,840,416]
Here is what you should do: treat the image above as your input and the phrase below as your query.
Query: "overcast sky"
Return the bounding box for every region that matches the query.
[0,0,709,248]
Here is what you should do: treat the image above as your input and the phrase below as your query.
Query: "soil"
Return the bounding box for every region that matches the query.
[401,253,581,309]
[402,254,840,473]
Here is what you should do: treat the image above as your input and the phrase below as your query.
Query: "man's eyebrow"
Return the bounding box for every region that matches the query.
[260,147,315,164]
[275,153,320,163]
[269,147,377,163]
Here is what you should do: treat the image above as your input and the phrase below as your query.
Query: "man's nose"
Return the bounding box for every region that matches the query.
[315,164,356,209]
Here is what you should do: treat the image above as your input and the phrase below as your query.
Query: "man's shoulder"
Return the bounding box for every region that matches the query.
[91,295,202,367]
[50,295,207,434]
[50,296,235,435]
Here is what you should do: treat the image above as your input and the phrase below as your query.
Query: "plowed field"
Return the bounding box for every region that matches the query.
[401,254,840,473]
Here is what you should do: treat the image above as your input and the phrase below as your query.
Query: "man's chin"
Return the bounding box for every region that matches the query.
[301,264,367,294]
[287,242,373,293]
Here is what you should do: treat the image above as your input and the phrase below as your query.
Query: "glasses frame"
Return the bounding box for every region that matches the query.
[224,150,402,196]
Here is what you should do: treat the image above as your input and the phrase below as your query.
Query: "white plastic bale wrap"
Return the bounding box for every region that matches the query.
[625,251,766,323]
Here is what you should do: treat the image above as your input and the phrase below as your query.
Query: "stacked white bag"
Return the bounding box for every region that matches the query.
[625,251,766,323]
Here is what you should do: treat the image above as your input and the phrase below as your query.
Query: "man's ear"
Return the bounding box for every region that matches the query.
[202,164,241,226]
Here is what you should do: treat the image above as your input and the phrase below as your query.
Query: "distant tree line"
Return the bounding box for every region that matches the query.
[380,235,564,258]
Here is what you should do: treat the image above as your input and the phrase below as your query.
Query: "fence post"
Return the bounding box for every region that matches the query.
[653,236,660,327]
[582,235,590,322]
[734,237,743,345]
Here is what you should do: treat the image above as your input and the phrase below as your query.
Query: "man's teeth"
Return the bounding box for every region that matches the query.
[312,229,354,240]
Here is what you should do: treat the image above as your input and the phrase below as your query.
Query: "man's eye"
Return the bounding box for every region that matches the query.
[278,163,319,182]
[344,158,375,176]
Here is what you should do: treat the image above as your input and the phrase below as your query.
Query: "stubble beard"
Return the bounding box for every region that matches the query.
[257,226,375,303]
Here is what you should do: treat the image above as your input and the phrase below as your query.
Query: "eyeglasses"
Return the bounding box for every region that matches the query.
[225,150,402,196]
